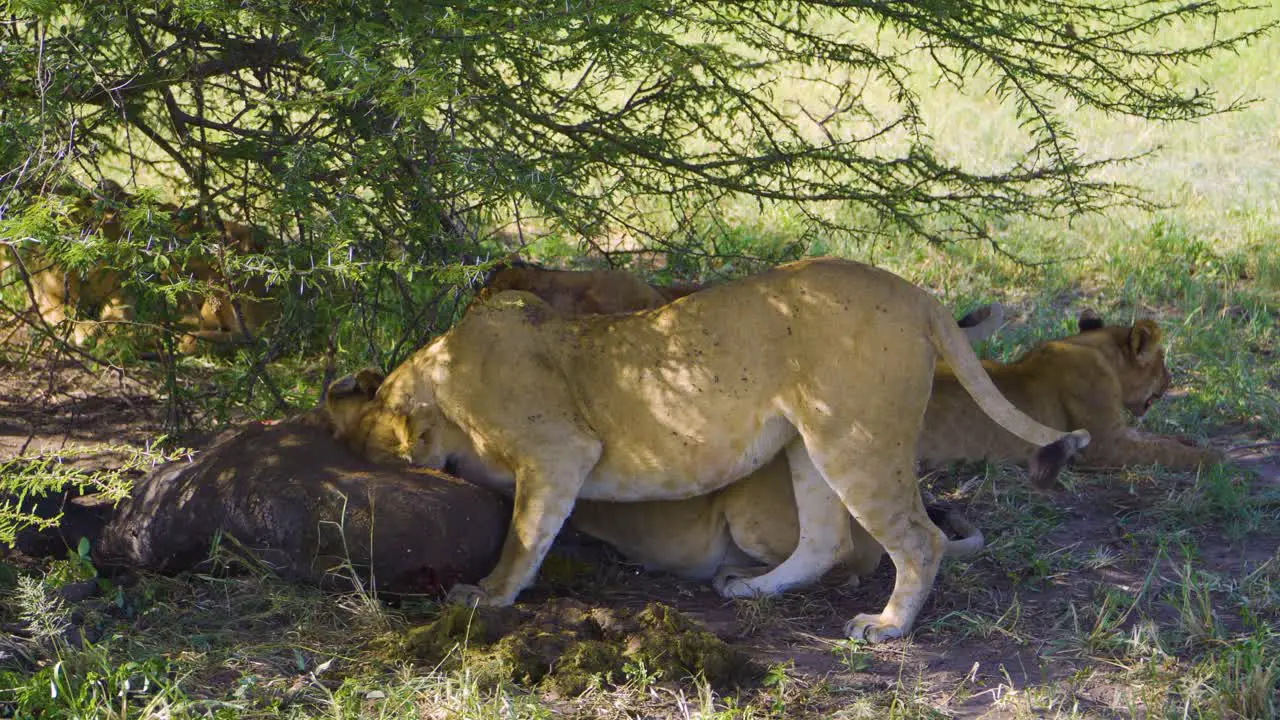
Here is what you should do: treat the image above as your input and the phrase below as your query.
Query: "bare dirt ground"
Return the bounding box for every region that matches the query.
[2,359,1277,718]
[544,472,1280,718]
[0,359,165,462]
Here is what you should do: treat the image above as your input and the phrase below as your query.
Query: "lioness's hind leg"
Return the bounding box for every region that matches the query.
[806,444,945,643]
[714,440,849,598]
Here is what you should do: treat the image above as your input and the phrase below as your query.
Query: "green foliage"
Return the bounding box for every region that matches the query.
[830,639,873,672]
[0,647,178,720]
[0,443,186,548]
[1197,631,1279,719]
[0,0,1267,431]
[1,1,1267,287]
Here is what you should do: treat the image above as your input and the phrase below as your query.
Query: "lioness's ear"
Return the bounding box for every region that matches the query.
[505,252,536,270]
[327,368,385,402]
[1077,309,1104,332]
[1128,320,1162,363]
[325,368,385,437]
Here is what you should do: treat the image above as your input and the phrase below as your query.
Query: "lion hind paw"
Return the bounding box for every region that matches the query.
[843,613,905,643]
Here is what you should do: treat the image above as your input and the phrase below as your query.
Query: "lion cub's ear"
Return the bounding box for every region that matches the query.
[1077,309,1104,332]
[1127,320,1163,364]
[325,368,386,437]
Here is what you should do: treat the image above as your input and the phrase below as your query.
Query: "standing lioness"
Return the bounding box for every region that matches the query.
[568,312,1222,589]
[326,257,1089,642]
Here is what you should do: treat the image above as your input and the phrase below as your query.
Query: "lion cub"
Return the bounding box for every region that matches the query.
[920,311,1223,472]
[1,182,276,351]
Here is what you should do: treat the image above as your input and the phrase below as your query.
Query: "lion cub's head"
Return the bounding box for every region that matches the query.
[1073,310,1172,418]
[324,366,473,472]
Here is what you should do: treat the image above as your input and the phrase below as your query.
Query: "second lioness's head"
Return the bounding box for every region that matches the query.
[323,368,412,464]
[323,367,466,469]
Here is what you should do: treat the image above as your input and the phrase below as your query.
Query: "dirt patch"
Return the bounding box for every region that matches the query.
[0,357,167,465]
[1233,445,1280,487]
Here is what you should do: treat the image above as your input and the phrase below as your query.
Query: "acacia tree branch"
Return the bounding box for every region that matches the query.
[0,0,1269,404]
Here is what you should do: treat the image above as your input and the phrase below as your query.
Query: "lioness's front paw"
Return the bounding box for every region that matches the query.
[837,572,862,589]
[445,583,488,608]
[713,569,763,599]
[843,613,905,643]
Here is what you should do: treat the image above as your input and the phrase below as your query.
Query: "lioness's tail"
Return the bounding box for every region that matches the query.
[925,505,984,557]
[926,305,1090,488]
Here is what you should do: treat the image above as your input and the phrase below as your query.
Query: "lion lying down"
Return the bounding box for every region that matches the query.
[478,257,1006,340]
[326,257,1089,641]
[1,183,276,351]
[568,311,1223,587]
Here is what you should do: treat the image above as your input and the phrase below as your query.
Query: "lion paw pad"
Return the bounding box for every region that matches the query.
[844,614,905,643]
[713,575,759,599]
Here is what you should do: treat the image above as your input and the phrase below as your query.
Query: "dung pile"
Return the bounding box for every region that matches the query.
[405,599,757,695]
